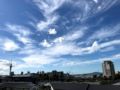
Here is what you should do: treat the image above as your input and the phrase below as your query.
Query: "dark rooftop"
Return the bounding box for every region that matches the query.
[51,82,120,90]
[0,82,36,88]
[51,82,89,90]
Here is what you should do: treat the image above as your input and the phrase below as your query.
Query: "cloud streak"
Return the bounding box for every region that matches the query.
[0,38,20,51]
[5,24,33,45]
[69,0,119,22]
[58,53,120,67]
[33,0,66,31]
[89,24,120,41]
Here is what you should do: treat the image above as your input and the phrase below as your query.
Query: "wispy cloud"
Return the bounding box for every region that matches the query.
[19,26,120,69]
[18,30,86,67]
[33,0,65,16]
[34,0,119,30]
[53,26,87,44]
[89,24,120,41]
[0,38,20,51]
[22,54,57,65]
[69,0,119,22]
[12,24,120,71]
[79,39,120,55]
[42,42,79,56]
[2,39,118,74]
[57,53,120,67]
[6,24,33,45]
[100,46,115,52]
[45,39,120,56]
[53,30,84,43]
[64,30,85,41]
[36,15,58,31]
[33,0,66,31]
[100,40,120,48]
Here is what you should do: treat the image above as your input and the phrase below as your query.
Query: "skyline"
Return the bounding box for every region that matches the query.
[0,0,120,75]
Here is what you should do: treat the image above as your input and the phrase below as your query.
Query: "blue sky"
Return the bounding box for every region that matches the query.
[0,0,120,75]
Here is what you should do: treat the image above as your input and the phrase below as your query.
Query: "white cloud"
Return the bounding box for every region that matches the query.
[50,39,120,56]
[33,0,66,31]
[93,0,98,3]
[33,0,119,31]
[6,24,33,44]
[64,30,85,41]
[40,39,51,47]
[48,28,57,35]
[86,41,100,53]
[54,37,64,43]
[37,15,58,31]
[100,46,115,52]
[20,42,80,66]
[20,38,120,69]
[0,38,19,51]
[99,0,118,12]
[18,43,37,55]
[89,24,120,41]
[80,40,120,55]
[38,30,120,57]
[18,37,31,44]
[34,0,119,31]
[6,24,31,36]
[60,60,100,67]
[57,53,120,67]
[43,43,77,56]
[77,41,100,55]
[70,0,118,22]
[14,38,120,71]
[53,27,87,44]
[100,40,120,48]
[22,54,56,65]
[33,0,65,16]
[8,24,119,71]
[39,27,86,49]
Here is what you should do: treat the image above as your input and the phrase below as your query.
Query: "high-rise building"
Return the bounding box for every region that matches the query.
[102,61,115,78]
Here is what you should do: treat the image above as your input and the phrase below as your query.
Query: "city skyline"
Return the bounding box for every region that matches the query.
[0,0,120,75]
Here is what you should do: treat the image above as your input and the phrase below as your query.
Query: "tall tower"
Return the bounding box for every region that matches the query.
[9,60,13,76]
[102,61,115,78]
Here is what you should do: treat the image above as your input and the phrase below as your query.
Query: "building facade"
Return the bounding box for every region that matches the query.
[102,61,115,78]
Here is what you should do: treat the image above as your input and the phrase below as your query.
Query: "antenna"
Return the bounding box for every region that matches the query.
[9,60,13,76]
[1,60,14,76]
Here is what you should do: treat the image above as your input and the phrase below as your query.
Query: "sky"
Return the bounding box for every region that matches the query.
[0,0,120,75]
